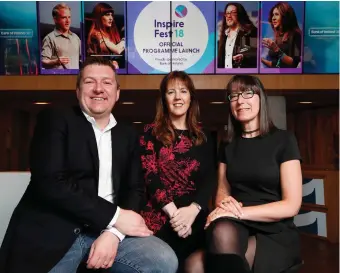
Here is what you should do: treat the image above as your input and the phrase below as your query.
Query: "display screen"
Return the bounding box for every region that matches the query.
[38,1,82,74]
[259,1,304,74]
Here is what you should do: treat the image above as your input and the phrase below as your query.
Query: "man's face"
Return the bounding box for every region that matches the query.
[76,64,120,120]
[225,5,239,27]
[54,8,71,32]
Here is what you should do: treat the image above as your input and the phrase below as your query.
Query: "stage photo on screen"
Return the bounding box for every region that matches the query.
[303,1,339,74]
[38,1,82,75]
[260,1,304,74]
[83,1,126,74]
[0,2,39,75]
[215,1,259,74]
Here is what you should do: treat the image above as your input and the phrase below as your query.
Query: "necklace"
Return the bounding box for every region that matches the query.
[174,129,186,139]
[243,128,260,134]
[175,129,185,139]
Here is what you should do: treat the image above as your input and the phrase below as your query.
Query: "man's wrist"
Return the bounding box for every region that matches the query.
[104,227,125,242]
[103,230,120,241]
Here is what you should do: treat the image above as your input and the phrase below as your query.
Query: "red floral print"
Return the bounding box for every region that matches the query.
[139,125,201,232]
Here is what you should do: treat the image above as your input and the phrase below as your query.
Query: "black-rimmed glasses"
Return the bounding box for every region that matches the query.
[228,90,255,102]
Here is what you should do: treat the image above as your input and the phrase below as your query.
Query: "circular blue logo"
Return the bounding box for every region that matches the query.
[175,5,188,18]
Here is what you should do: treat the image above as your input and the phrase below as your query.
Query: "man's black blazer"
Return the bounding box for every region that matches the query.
[0,106,145,273]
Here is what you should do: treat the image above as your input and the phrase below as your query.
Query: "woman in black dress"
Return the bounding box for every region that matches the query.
[205,75,302,273]
[139,71,216,272]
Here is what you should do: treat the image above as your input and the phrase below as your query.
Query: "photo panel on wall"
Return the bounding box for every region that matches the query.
[215,1,260,74]
[0,1,338,76]
[37,1,82,75]
[127,1,173,74]
[259,1,304,74]
[303,1,339,74]
[83,1,127,74]
[127,1,215,74]
[171,1,215,74]
[0,2,39,75]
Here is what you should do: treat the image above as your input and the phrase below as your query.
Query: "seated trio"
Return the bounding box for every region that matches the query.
[0,57,303,273]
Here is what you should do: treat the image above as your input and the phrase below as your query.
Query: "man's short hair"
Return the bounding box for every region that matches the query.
[76,57,119,89]
[52,3,71,18]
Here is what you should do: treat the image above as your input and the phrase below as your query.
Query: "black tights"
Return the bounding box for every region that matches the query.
[205,218,256,273]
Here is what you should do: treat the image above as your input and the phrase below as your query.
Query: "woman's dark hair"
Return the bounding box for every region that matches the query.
[217,3,256,65]
[225,75,274,143]
[268,2,301,43]
[152,71,206,146]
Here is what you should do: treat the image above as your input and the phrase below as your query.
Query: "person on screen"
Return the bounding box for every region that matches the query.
[0,57,178,273]
[41,3,81,70]
[86,2,125,68]
[217,3,258,69]
[139,71,217,272]
[261,2,302,68]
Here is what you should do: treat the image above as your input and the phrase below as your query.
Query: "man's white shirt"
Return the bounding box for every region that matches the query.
[83,111,125,241]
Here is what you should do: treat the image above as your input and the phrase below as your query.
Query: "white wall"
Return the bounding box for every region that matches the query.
[0,172,30,245]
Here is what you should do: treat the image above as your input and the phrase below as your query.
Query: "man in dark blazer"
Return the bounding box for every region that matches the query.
[0,57,178,273]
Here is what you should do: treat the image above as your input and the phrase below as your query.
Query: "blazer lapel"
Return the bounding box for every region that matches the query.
[234,31,242,55]
[74,107,100,186]
[111,126,121,195]
[87,129,99,186]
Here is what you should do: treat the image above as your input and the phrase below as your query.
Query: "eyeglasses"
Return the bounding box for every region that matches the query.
[228,90,255,102]
[224,11,237,17]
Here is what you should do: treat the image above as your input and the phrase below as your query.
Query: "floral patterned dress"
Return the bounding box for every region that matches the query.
[139,124,216,234]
